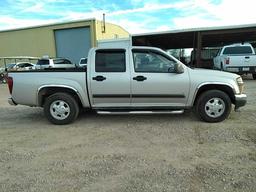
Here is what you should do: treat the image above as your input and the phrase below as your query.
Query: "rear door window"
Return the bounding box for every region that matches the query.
[95,49,126,72]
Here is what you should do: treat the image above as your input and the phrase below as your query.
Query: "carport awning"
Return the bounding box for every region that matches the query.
[132,24,256,49]
[133,32,195,49]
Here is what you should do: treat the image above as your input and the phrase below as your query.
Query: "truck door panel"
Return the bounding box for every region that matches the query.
[130,49,189,107]
[89,49,131,107]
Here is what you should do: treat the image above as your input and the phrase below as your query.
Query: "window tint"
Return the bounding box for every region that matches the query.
[7,63,16,69]
[95,50,125,72]
[223,46,253,55]
[80,58,87,64]
[27,64,33,67]
[54,59,72,64]
[17,64,24,68]
[37,59,49,65]
[22,63,32,67]
[133,50,177,73]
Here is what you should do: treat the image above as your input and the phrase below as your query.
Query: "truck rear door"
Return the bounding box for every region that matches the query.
[89,49,131,108]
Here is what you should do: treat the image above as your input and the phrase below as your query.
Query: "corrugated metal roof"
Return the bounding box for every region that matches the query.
[132,23,256,37]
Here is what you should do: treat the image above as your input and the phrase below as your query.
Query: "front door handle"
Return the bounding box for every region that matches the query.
[133,76,147,81]
[245,56,250,59]
[92,75,106,81]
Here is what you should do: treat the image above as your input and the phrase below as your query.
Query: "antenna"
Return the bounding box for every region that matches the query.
[102,13,106,33]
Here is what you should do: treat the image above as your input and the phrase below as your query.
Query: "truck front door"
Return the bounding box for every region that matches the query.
[130,49,189,108]
[89,49,131,108]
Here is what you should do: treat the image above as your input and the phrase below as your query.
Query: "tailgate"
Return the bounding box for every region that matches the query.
[228,55,256,67]
[226,55,256,73]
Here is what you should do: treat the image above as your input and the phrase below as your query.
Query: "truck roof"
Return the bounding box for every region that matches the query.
[224,43,252,47]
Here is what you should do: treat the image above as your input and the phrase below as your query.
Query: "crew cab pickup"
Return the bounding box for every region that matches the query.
[213,43,256,79]
[7,46,247,124]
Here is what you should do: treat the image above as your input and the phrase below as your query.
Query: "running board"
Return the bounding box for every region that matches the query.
[96,110,184,115]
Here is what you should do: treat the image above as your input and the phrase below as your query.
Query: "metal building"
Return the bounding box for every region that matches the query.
[0,19,129,65]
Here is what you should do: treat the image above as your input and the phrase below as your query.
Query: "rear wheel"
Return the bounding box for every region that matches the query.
[252,73,256,80]
[196,90,231,122]
[44,92,79,125]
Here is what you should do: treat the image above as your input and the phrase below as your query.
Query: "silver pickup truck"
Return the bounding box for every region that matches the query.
[6,46,247,124]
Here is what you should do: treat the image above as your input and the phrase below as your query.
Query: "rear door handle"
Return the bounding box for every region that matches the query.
[245,56,250,59]
[92,75,106,81]
[133,76,147,81]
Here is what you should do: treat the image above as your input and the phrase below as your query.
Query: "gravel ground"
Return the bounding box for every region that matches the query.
[0,77,256,192]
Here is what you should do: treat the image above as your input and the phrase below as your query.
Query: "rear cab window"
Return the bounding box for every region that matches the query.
[95,49,126,72]
[223,46,253,55]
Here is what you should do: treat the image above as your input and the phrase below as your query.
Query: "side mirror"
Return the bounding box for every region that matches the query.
[174,63,184,74]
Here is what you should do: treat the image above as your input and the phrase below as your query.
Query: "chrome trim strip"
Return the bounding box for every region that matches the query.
[235,93,247,99]
[92,94,185,98]
[97,110,184,115]
[234,94,247,110]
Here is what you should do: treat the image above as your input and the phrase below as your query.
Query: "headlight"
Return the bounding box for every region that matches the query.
[236,76,244,94]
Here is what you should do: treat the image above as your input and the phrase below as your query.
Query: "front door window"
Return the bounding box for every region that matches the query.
[133,50,177,73]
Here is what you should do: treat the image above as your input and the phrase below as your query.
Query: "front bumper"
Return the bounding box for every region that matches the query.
[234,94,247,110]
[8,98,17,106]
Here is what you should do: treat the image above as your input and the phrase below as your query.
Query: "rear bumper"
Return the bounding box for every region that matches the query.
[8,98,17,106]
[226,66,256,74]
[234,94,247,109]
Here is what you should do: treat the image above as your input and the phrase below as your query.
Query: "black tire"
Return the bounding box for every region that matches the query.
[44,92,79,125]
[252,74,256,80]
[195,90,231,123]
[220,63,224,71]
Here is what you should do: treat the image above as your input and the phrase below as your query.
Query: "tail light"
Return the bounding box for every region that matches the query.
[225,57,230,65]
[6,76,13,94]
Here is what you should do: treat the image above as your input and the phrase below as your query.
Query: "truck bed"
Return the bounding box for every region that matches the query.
[8,68,90,107]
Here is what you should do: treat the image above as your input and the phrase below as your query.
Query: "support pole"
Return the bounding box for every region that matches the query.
[196,32,202,67]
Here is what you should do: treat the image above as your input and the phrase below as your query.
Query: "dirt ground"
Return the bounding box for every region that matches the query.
[0,78,256,192]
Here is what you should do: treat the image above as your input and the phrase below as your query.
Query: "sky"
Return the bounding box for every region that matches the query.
[1,0,256,34]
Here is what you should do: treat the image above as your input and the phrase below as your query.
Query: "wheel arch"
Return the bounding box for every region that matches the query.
[37,85,83,107]
[192,83,235,106]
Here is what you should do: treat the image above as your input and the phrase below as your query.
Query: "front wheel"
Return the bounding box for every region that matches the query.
[44,92,79,125]
[195,90,231,122]
[252,74,256,80]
